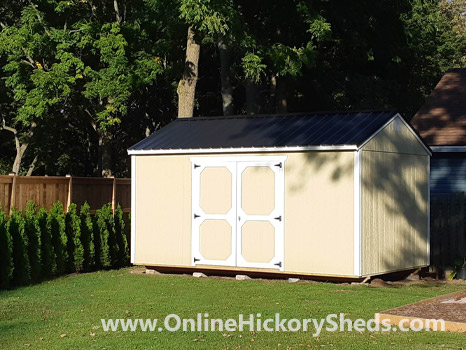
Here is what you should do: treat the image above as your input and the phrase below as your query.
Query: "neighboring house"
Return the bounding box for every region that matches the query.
[411,68,466,195]
[128,111,431,279]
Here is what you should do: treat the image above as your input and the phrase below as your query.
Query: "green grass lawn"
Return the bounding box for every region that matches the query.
[0,268,465,349]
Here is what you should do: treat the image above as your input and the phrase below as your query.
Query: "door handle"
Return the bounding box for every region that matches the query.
[274,216,282,221]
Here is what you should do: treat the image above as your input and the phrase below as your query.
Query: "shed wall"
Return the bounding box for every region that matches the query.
[361,119,429,275]
[134,151,355,276]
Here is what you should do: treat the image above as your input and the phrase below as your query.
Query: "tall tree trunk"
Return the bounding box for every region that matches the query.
[1,119,34,175]
[98,130,112,177]
[12,143,28,175]
[177,26,200,118]
[218,37,234,116]
[245,79,258,115]
[276,77,288,113]
[269,75,277,113]
[26,156,38,176]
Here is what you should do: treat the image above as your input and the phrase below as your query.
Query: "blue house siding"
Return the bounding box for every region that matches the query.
[431,153,466,194]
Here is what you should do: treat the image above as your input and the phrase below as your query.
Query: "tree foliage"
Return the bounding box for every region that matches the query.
[0,0,464,175]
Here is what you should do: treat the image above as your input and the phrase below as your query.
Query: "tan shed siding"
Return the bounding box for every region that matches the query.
[363,117,427,155]
[283,152,354,275]
[134,151,355,276]
[361,151,429,275]
[134,156,192,266]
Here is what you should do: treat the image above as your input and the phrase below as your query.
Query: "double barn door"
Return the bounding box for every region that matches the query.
[191,156,285,270]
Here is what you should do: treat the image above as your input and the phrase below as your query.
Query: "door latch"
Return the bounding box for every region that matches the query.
[274,162,282,168]
[274,262,282,267]
[194,164,201,169]
[274,215,282,221]
[194,213,201,219]
[194,257,200,263]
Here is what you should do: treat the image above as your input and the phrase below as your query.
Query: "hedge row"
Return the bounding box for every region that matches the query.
[0,201,130,290]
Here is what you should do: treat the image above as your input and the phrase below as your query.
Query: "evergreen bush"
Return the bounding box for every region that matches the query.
[80,202,94,271]
[65,203,84,272]
[8,208,30,286]
[114,205,129,267]
[38,207,55,278]
[48,202,67,275]
[0,206,13,289]
[24,201,41,283]
[94,204,112,269]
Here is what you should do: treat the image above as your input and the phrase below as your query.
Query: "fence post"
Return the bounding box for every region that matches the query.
[8,172,16,216]
[111,176,116,213]
[66,174,72,212]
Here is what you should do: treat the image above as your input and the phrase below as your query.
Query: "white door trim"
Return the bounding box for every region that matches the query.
[236,160,285,271]
[191,162,237,267]
[190,156,287,271]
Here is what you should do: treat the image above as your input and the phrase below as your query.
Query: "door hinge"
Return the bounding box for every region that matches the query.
[274,215,282,221]
[194,213,201,219]
[274,162,282,168]
[274,261,282,268]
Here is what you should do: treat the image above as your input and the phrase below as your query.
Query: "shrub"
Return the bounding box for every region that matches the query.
[8,208,30,286]
[49,202,67,276]
[24,201,41,283]
[38,207,55,278]
[65,203,84,272]
[114,205,129,267]
[80,203,94,271]
[94,204,112,269]
[0,206,13,289]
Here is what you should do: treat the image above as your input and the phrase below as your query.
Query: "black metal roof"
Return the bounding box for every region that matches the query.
[129,110,397,151]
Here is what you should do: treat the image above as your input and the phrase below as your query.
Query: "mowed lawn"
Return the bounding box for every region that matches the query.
[0,268,465,349]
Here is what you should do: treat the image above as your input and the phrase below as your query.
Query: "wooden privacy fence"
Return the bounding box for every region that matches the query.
[430,192,466,269]
[0,174,131,215]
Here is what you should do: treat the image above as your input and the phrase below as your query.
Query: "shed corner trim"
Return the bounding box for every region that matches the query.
[353,150,362,277]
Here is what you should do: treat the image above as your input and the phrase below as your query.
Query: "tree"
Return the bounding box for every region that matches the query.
[0,1,164,176]
[178,0,233,117]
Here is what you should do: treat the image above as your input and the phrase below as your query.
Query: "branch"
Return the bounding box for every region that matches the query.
[22,48,36,66]
[26,155,38,176]
[29,1,52,38]
[114,0,122,24]
[1,118,17,134]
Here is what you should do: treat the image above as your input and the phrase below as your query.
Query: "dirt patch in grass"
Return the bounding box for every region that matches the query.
[380,290,466,324]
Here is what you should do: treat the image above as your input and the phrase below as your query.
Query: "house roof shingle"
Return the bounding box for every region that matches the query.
[411,68,466,146]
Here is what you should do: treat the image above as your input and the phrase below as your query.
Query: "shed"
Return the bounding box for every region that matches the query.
[411,68,466,195]
[128,110,431,278]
